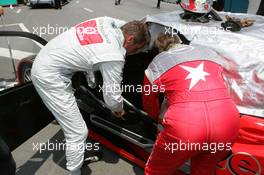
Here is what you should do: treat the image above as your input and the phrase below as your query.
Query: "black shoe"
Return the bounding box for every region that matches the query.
[83,150,103,166]
[115,0,121,5]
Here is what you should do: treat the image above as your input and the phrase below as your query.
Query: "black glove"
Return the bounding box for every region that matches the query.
[221,20,242,32]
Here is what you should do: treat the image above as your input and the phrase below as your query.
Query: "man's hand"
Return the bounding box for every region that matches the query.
[0,6,4,16]
[114,109,125,119]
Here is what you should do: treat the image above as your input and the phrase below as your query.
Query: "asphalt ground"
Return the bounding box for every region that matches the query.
[13,121,146,175]
[0,0,177,174]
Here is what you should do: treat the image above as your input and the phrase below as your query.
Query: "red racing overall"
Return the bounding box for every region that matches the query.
[143,45,240,175]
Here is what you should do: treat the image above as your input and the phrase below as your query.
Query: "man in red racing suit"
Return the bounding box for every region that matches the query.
[143,34,240,175]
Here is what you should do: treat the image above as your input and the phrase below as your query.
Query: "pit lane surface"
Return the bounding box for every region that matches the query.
[13,121,145,175]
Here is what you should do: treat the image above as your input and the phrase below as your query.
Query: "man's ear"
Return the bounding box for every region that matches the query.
[126,35,135,43]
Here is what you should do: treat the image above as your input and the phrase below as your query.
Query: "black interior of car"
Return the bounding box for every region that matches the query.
[0,83,53,150]
[72,51,158,148]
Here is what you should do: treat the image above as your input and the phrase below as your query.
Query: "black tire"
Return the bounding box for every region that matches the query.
[257,0,264,16]
[17,56,35,84]
[30,3,35,8]
[213,0,225,11]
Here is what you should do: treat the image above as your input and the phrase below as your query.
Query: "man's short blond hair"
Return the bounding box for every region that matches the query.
[121,20,150,45]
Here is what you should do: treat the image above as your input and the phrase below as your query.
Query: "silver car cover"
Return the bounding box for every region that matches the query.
[144,11,264,117]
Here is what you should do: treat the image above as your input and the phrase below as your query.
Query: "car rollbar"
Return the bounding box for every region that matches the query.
[0,31,48,46]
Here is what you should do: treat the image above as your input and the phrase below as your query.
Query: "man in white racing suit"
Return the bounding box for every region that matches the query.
[31,17,149,175]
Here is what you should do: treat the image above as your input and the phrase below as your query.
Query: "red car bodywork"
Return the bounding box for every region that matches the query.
[88,114,264,175]
[216,115,264,175]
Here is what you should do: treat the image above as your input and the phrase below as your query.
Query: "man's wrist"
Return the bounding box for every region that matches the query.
[0,6,4,16]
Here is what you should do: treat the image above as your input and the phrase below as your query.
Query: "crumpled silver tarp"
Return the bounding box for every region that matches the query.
[144,11,264,117]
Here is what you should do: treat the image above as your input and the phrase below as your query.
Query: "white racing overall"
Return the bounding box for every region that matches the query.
[31,17,126,174]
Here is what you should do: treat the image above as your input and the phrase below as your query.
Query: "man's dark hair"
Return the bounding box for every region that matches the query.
[121,20,150,45]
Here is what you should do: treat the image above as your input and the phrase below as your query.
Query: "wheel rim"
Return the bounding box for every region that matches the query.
[23,68,32,83]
